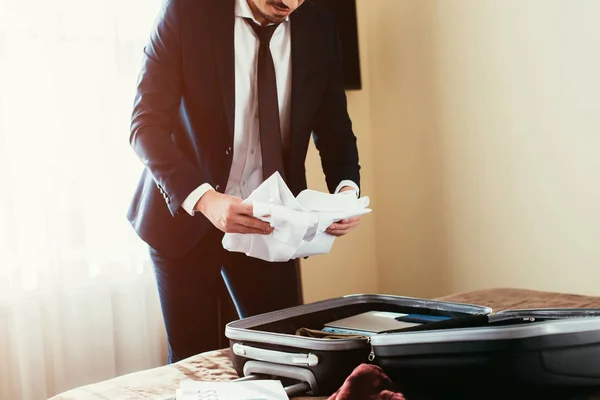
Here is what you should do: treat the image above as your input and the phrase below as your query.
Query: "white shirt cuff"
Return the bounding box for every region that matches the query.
[181,183,215,216]
[334,180,360,198]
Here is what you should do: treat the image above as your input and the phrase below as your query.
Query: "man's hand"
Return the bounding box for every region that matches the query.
[326,186,362,237]
[326,216,362,237]
[195,190,273,235]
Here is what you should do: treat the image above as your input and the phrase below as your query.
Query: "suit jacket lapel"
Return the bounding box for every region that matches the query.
[211,0,236,139]
[290,7,318,151]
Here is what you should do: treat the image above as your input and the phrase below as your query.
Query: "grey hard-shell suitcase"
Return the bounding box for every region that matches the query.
[225,294,492,397]
[227,295,600,399]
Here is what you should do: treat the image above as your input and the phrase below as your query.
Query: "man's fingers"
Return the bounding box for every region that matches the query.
[333,226,355,235]
[328,216,362,229]
[327,226,355,237]
[227,215,272,234]
[326,216,362,236]
[242,216,272,232]
[327,220,361,232]
[230,223,272,235]
[236,202,254,216]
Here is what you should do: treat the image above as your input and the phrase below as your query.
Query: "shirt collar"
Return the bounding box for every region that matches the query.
[235,0,289,25]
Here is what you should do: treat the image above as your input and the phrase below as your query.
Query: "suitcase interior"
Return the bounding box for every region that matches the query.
[371,308,600,399]
[225,294,491,395]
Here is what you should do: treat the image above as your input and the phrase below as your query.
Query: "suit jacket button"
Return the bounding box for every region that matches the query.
[225,147,231,155]
[215,185,220,191]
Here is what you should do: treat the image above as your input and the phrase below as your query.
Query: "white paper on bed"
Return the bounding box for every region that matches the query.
[176,379,288,400]
[222,172,371,262]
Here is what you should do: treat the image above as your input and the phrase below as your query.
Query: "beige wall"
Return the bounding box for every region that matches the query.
[366,0,449,298]
[302,0,600,302]
[366,0,600,298]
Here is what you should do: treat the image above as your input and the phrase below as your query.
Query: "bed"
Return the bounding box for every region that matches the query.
[49,288,600,400]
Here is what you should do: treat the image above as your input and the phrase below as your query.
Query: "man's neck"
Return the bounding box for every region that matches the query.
[245,0,269,25]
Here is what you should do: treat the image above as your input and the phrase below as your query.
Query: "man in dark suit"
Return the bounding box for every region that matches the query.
[128,0,362,363]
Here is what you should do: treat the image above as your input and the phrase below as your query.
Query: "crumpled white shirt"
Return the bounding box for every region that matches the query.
[222,172,372,262]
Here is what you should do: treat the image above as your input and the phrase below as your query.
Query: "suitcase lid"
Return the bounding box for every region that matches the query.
[226,294,492,351]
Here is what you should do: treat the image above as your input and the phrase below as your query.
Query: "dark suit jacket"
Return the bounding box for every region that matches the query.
[127,0,361,258]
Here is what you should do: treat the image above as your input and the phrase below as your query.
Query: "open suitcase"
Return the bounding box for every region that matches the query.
[225,294,600,399]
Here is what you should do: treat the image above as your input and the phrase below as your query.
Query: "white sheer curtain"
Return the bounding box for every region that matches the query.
[0,0,168,398]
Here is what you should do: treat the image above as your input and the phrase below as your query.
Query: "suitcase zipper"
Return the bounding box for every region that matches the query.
[367,337,376,361]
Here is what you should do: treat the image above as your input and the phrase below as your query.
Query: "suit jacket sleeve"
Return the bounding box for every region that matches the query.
[311,23,361,194]
[129,0,202,216]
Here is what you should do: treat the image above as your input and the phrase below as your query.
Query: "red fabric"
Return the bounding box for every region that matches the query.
[327,364,406,400]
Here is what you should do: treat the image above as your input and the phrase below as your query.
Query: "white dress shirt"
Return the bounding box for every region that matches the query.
[182,0,358,215]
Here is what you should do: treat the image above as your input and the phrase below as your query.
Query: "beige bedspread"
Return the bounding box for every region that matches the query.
[49,288,600,400]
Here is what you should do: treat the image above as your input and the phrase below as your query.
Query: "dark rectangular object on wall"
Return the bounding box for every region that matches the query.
[311,0,362,90]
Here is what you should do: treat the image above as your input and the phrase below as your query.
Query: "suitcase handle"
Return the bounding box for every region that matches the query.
[233,343,319,367]
[242,360,318,396]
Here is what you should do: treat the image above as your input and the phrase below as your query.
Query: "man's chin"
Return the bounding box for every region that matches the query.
[265,14,287,24]
[255,7,286,24]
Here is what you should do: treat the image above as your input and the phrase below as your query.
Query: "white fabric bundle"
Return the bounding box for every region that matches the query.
[222,172,371,262]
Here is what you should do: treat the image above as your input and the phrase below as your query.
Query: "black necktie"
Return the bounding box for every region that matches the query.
[245,19,286,182]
